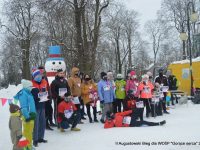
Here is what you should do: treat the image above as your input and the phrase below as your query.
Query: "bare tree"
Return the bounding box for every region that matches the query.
[105,3,140,74]
[161,0,197,59]
[1,0,40,79]
[145,17,169,68]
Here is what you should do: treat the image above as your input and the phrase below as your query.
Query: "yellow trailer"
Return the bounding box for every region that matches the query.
[168,57,200,95]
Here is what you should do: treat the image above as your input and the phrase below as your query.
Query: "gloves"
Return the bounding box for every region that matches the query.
[59,113,68,121]
[29,112,36,120]
[100,100,104,104]
[58,96,62,100]
[25,112,36,122]
[127,90,133,95]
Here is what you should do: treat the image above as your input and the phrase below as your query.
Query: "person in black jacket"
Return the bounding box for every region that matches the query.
[168,74,178,105]
[154,68,170,114]
[51,69,71,127]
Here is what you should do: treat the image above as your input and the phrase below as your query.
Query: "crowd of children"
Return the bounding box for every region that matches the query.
[8,66,179,150]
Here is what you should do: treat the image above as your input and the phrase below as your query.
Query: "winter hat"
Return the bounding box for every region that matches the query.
[166,70,171,77]
[107,71,113,76]
[9,104,20,113]
[117,74,123,79]
[101,72,107,79]
[142,74,149,80]
[130,71,136,76]
[38,66,45,74]
[32,66,37,72]
[21,79,33,88]
[158,68,164,73]
[32,69,41,79]
[146,72,152,77]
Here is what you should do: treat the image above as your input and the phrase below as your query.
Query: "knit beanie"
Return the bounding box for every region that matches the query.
[101,72,107,79]
[9,104,20,113]
[21,79,33,88]
[32,69,41,79]
[117,74,123,79]
[130,71,136,76]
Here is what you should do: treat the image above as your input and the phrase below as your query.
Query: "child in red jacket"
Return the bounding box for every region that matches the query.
[104,107,166,129]
[58,95,81,132]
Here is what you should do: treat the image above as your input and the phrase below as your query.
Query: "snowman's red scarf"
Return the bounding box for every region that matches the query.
[49,54,61,57]
[46,72,57,76]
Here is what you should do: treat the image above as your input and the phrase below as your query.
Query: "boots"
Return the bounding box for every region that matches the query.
[163,111,170,114]
[49,121,57,127]
[94,118,99,122]
[60,128,65,132]
[71,127,81,131]
[33,141,38,147]
[46,119,53,130]
[38,139,48,143]
[46,124,54,130]
[89,118,93,123]
[159,120,166,126]
[100,119,105,123]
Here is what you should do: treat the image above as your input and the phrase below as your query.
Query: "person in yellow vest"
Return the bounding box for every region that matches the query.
[114,74,126,113]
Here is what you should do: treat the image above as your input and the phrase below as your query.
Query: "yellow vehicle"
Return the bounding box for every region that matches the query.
[168,57,200,95]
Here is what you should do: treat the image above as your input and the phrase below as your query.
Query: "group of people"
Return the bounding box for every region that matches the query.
[8,66,178,150]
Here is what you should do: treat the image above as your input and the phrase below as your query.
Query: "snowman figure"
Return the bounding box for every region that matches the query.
[45,45,66,84]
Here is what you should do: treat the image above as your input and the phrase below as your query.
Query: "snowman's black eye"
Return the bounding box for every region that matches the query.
[52,62,55,65]
[59,62,62,64]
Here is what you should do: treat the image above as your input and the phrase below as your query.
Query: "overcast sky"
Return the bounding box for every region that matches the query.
[123,0,162,29]
[0,0,162,48]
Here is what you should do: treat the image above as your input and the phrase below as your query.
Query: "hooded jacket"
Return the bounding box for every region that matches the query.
[14,89,36,120]
[9,111,22,146]
[67,67,82,97]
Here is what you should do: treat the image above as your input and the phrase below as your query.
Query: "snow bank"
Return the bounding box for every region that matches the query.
[171,56,200,64]
[0,86,200,150]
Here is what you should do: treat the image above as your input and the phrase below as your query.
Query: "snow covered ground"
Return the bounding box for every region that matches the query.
[1,85,200,150]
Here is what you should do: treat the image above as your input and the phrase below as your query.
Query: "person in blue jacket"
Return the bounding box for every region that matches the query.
[98,72,115,123]
[14,79,36,150]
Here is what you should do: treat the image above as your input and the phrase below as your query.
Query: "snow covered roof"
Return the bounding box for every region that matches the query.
[145,63,154,70]
[171,56,200,64]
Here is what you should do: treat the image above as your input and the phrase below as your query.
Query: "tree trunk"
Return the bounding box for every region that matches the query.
[74,0,83,70]
[128,33,132,68]
[116,38,122,73]
[90,0,100,77]
[21,39,31,80]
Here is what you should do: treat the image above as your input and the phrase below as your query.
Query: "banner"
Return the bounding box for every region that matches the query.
[0,98,18,106]
[1,98,7,106]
